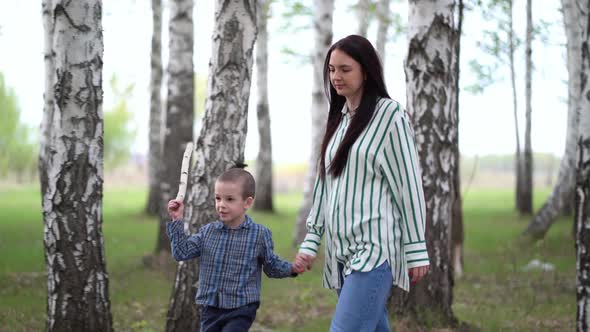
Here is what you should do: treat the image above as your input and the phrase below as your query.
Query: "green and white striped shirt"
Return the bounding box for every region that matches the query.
[299,98,429,292]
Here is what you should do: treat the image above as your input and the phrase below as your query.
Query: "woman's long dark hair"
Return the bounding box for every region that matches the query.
[319,35,390,179]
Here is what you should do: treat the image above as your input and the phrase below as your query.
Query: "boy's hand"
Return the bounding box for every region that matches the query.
[292,261,306,274]
[295,253,315,271]
[293,257,308,274]
[409,265,429,285]
[167,200,184,221]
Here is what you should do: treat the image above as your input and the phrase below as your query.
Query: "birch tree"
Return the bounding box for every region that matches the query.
[254,0,273,211]
[451,0,465,278]
[146,0,164,216]
[467,0,525,213]
[356,0,371,37]
[165,1,257,330]
[522,0,534,214]
[156,0,194,254]
[293,0,334,245]
[524,0,581,239]
[392,0,459,325]
[506,0,526,214]
[40,0,54,170]
[575,1,590,328]
[375,0,391,60]
[40,1,113,331]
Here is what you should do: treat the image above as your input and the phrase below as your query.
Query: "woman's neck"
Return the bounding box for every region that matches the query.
[346,93,362,114]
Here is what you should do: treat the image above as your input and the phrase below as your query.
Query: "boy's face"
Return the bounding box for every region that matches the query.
[214,180,253,226]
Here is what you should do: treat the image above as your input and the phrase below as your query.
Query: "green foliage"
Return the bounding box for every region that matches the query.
[194,74,207,120]
[104,76,137,170]
[0,73,37,181]
[281,0,312,20]
[387,11,405,43]
[464,59,496,94]
[466,0,522,93]
[278,0,312,61]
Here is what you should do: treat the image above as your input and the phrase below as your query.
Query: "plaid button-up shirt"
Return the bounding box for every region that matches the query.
[167,215,295,309]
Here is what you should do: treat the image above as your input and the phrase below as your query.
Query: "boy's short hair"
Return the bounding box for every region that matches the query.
[217,165,256,199]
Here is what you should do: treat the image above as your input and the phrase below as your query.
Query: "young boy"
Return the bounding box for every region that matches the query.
[167,167,304,332]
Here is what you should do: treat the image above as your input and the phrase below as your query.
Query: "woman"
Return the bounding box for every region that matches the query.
[296,35,429,331]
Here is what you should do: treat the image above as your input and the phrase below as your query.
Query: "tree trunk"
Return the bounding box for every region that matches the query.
[524,0,581,239]
[575,1,590,329]
[356,0,370,37]
[146,0,164,216]
[254,0,273,212]
[392,0,458,326]
[508,0,523,214]
[156,0,194,254]
[40,0,55,168]
[451,0,464,279]
[40,1,113,331]
[293,0,334,245]
[375,0,391,63]
[165,1,257,330]
[522,0,534,215]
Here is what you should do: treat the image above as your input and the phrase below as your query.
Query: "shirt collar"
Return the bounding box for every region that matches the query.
[340,104,349,115]
[214,214,252,230]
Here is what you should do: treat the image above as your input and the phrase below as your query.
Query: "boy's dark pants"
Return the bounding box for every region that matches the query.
[200,302,260,332]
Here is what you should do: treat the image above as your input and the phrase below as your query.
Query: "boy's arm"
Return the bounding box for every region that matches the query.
[166,220,205,261]
[260,228,297,278]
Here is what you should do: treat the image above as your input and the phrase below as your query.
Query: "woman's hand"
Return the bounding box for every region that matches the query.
[295,253,315,271]
[167,200,184,221]
[408,265,429,284]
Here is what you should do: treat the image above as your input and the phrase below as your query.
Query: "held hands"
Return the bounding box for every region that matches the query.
[167,200,184,221]
[292,253,315,274]
[409,265,429,285]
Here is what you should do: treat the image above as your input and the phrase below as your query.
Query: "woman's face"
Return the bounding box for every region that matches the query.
[329,49,365,101]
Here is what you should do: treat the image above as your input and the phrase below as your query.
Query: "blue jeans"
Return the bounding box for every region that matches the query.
[330,262,393,332]
[200,302,259,332]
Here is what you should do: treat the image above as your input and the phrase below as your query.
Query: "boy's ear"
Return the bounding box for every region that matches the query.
[244,196,254,209]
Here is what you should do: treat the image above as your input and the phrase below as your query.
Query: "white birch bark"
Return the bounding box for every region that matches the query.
[398,0,457,323]
[356,0,371,37]
[525,0,581,238]
[575,1,590,329]
[375,0,391,62]
[294,0,334,244]
[40,0,55,166]
[522,0,534,214]
[255,0,274,211]
[166,1,257,330]
[146,0,163,215]
[40,1,113,331]
[451,0,464,279]
[157,0,194,253]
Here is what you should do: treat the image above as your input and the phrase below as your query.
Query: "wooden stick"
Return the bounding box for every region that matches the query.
[175,142,193,202]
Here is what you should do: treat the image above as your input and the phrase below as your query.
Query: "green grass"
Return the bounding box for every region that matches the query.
[0,185,574,331]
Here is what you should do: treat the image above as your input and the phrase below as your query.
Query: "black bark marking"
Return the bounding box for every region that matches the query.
[54,4,92,32]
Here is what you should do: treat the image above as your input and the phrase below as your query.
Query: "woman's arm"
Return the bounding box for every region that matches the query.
[382,111,429,268]
[298,175,327,258]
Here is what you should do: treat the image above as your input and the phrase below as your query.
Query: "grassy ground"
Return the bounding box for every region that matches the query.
[0,185,574,331]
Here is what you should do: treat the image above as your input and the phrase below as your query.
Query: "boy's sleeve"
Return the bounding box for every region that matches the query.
[166,219,205,261]
[382,112,429,268]
[298,175,326,257]
[260,228,296,278]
